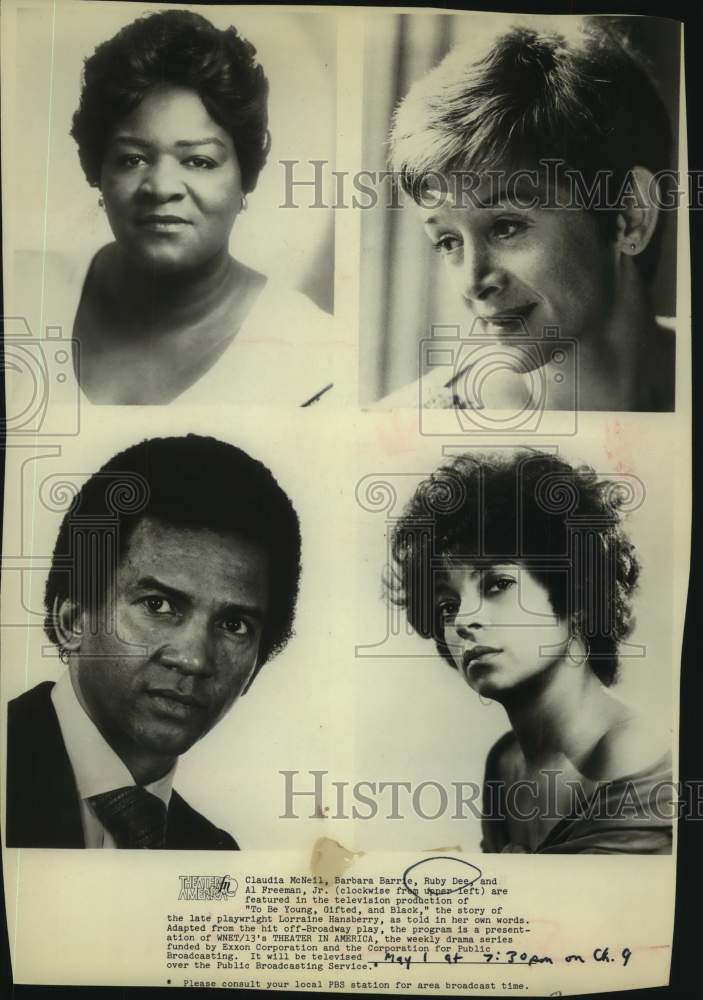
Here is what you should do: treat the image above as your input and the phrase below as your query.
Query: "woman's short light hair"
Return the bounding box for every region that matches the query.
[389,17,673,276]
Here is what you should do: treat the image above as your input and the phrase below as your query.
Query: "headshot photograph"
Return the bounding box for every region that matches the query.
[352,428,679,855]
[5,2,349,408]
[5,433,302,849]
[360,12,682,412]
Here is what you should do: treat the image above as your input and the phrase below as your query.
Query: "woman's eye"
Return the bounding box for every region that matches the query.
[117,153,147,169]
[185,156,216,170]
[437,600,459,619]
[484,577,516,595]
[432,234,462,255]
[492,218,526,240]
[141,596,176,615]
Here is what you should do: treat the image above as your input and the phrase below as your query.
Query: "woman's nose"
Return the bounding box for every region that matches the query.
[454,616,483,640]
[450,591,485,639]
[459,240,504,302]
[138,159,184,201]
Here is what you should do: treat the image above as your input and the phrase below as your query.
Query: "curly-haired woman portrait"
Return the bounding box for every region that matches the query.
[8,5,343,406]
[362,13,681,412]
[386,450,673,854]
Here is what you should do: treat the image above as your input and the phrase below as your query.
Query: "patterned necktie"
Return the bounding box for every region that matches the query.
[87,786,168,848]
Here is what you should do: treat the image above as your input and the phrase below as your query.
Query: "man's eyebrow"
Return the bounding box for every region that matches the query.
[220,602,264,622]
[135,576,190,603]
[135,576,264,620]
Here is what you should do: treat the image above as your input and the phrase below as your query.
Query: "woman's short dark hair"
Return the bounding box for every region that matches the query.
[71,9,270,193]
[389,17,674,278]
[386,450,640,686]
[44,434,301,667]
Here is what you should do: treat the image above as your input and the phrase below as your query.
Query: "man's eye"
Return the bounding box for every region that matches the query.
[221,618,251,637]
[185,156,216,170]
[432,234,462,255]
[141,597,176,615]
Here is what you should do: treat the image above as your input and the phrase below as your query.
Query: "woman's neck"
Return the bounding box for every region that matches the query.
[542,263,659,411]
[576,264,657,408]
[96,243,245,339]
[499,663,620,768]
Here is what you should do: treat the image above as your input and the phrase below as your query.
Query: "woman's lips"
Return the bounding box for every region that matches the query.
[478,304,536,331]
[136,215,192,232]
[461,646,502,674]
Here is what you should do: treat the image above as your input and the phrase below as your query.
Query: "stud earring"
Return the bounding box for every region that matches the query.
[240,194,248,211]
[98,194,105,209]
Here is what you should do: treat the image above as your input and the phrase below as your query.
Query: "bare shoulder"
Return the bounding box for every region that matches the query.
[585,713,671,782]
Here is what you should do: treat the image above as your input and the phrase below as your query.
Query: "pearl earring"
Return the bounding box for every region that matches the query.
[240,194,248,211]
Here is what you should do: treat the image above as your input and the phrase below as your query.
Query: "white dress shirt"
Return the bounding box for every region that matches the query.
[51,671,175,848]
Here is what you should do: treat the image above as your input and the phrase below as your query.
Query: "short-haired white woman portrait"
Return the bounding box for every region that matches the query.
[361,13,682,413]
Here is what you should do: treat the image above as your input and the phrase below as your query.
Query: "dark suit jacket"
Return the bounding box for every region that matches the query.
[5,681,238,850]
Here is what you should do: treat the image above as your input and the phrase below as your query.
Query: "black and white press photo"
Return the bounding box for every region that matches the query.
[352,428,679,856]
[1,410,352,853]
[6,433,302,849]
[5,2,351,410]
[1,2,691,995]
[360,12,682,412]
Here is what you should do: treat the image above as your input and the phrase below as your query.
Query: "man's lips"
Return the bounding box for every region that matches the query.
[461,646,502,671]
[147,688,207,718]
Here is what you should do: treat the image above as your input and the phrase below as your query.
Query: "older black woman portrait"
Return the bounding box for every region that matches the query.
[8,7,343,407]
[365,15,679,411]
[387,450,672,854]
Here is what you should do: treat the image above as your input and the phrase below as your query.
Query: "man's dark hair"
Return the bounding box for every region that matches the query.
[44,435,301,667]
[385,450,640,686]
[71,9,270,193]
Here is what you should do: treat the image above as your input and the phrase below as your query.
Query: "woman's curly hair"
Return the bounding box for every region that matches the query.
[71,9,270,193]
[385,450,640,686]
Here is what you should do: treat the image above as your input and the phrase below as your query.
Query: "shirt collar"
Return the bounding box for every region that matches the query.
[51,671,175,807]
